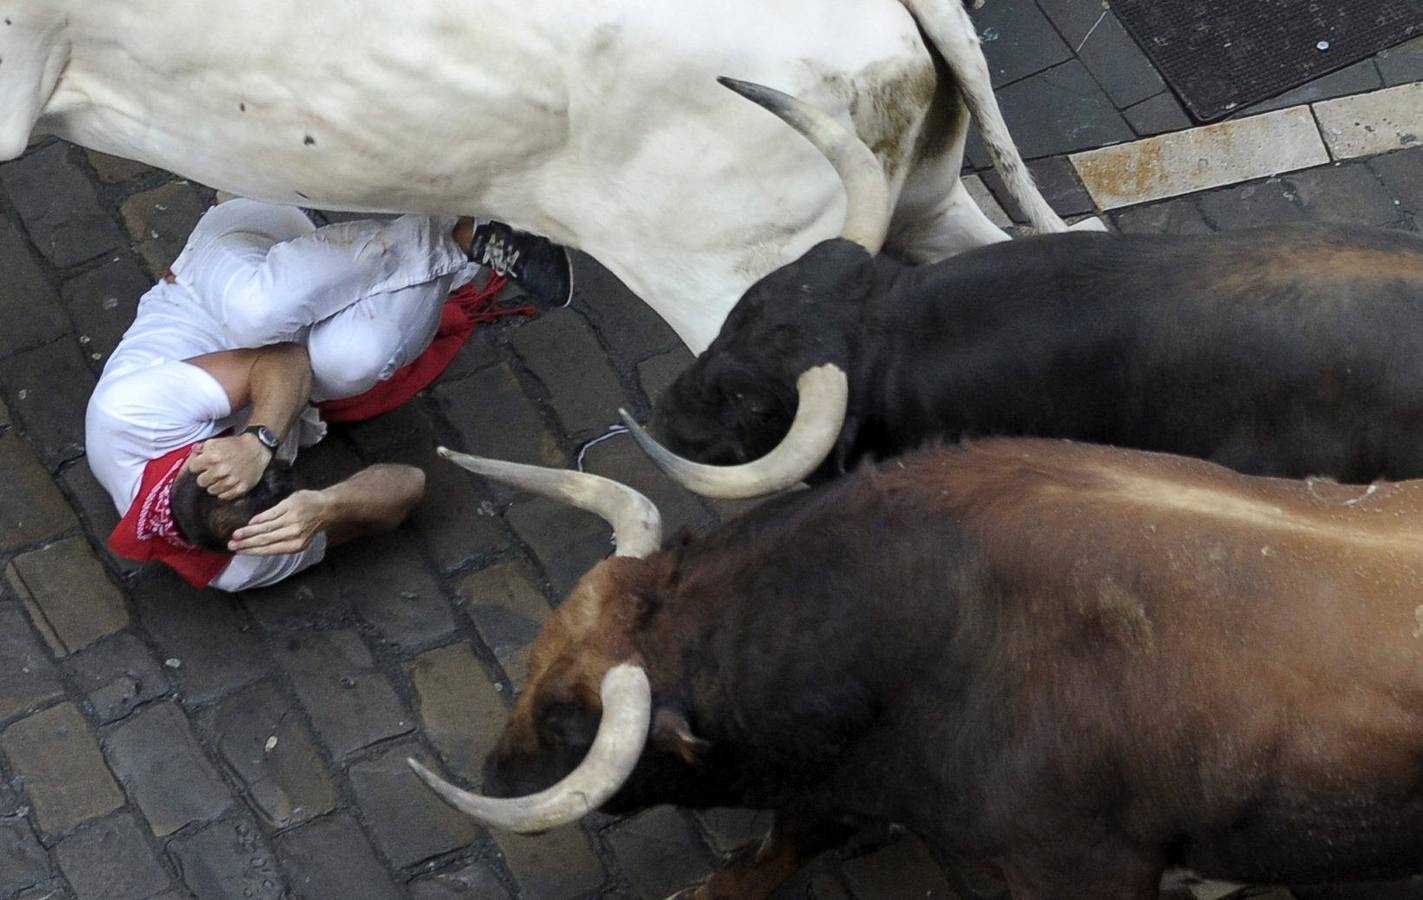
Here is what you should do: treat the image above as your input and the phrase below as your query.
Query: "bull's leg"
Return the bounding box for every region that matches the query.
[889,175,1010,264]
[667,813,854,900]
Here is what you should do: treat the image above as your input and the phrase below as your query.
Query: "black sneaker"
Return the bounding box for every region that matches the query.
[469,221,574,307]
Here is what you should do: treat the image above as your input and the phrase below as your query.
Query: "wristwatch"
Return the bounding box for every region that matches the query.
[243,425,281,453]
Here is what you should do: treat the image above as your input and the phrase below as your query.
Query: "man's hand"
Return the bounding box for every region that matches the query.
[188,433,273,500]
[228,490,330,555]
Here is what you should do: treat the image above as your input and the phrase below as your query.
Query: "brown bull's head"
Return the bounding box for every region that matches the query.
[621,78,893,499]
[408,451,711,832]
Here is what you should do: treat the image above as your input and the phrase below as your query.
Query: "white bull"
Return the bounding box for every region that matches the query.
[3,0,1067,352]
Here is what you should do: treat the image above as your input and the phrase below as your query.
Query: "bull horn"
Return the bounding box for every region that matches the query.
[408,664,651,833]
[438,448,662,558]
[718,76,890,255]
[620,363,848,499]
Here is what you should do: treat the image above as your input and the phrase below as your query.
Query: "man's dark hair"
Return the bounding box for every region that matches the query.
[170,464,298,552]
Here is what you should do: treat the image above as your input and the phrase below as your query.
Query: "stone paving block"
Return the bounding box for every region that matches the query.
[131,576,270,705]
[997,61,1134,159]
[1197,178,1308,231]
[0,431,79,551]
[0,815,50,897]
[63,632,169,724]
[507,497,615,599]
[104,702,232,836]
[241,561,350,634]
[1240,59,1383,117]
[961,174,1013,228]
[0,394,8,427]
[606,806,715,899]
[347,743,480,868]
[510,309,631,438]
[1124,92,1193,138]
[1378,36,1423,87]
[1071,11,1166,109]
[84,150,161,184]
[275,629,413,759]
[1368,146,1423,217]
[274,813,401,900]
[168,816,284,900]
[1026,156,1098,218]
[696,808,773,858]
[207,681,337,830]
[455,560,550,692]
[411,863,513,900]
[0,340,97,470]
[0,217,69,359]
[1288,163,1401,226]
[0,605,64,723]
[56,457,144,577]
[441,330,505,384]
[1072,107,1328,210]
[436,363,565,469]
[0,144,125,268]
[339,400,438,458]
[972,0,1071,88]
[7,537,128,657]
[62,256,150,374]
[582,432,711,537]
[408,643,508,782]
[840,835,959,899]
[53,813,171,900]
[332,531,455,650]
[0,704,123,834]
[1315,82,1423,161]
[119,181,209,278]
[375,440,511,572]
[637,348,694,408]
[572,252,683,363]
[492,825,607,900]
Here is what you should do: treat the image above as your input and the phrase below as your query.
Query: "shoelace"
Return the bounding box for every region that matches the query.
[480,237,523,277]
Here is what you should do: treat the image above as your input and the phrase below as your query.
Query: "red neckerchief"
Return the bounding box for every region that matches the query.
[317,275,530,423]
[108,441,232,588]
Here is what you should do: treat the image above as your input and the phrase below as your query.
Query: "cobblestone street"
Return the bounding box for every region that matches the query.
[3,5,1423,900]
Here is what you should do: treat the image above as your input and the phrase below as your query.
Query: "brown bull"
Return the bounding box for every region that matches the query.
[412,440,1423,899]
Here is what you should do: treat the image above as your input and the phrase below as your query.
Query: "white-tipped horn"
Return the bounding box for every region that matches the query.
[408,664,651,833]
[438,449,662,558]
[719,76,890,255]
[622,363,848,500]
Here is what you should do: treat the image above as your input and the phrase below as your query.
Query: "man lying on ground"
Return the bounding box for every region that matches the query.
[86,198,569,590]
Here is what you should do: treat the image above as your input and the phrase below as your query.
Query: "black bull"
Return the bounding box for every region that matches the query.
[648,222,1423,492]
[412,440,1423,899]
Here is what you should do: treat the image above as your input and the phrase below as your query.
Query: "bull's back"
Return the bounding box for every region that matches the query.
[871,226,1423,480]
[911,440,1423,877]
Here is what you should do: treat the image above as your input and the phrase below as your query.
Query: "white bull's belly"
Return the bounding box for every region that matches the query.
[14,0,938,351]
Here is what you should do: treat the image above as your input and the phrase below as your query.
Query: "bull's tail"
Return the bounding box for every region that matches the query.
[897,0,1068,234]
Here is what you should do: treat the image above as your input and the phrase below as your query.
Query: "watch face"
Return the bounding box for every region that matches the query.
[248,426,279,450]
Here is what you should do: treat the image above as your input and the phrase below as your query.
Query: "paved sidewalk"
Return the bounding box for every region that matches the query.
[2,6,1423,900]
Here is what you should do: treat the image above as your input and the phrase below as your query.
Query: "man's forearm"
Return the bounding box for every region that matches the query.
[248,341,312,440]
[318,464,426,545]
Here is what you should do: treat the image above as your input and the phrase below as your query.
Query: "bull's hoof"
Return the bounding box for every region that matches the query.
[1068,216,1109,232]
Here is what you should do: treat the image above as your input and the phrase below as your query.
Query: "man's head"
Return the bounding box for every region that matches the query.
[170,463,297,551]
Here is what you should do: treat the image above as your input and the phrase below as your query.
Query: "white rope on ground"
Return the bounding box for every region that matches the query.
[576,424,630,472]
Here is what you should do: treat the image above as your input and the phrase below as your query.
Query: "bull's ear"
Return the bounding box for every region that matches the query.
[652,707,711,766]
